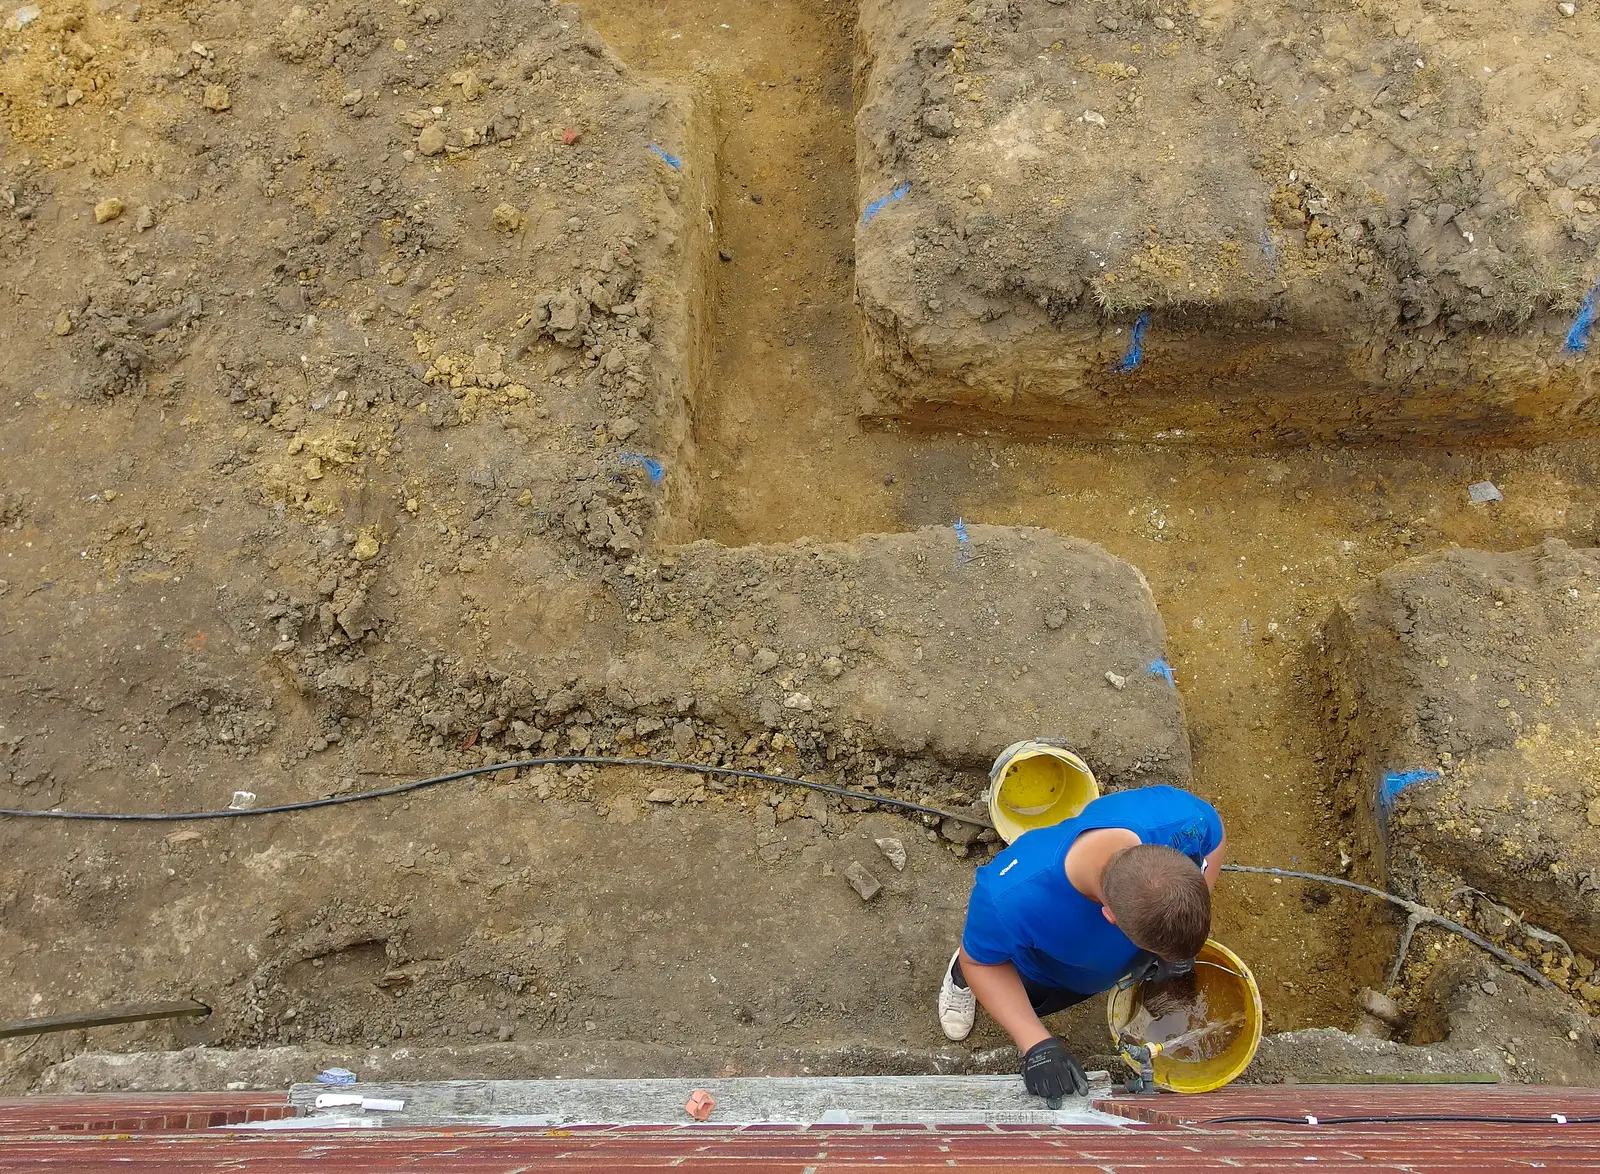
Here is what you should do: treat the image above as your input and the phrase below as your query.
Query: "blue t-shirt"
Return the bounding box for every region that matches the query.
[960,785,1223,992]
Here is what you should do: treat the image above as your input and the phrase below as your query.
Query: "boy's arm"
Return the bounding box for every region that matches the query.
[1202,832,1226,891]
[956,947,1051,1052]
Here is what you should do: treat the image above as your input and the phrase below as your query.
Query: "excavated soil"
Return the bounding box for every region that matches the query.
[854,0,1600,442]
[4,0,1600,1095]
[1326,540,1600,980]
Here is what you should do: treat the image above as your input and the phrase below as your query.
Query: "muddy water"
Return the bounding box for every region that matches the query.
[1128,968,1249,1064]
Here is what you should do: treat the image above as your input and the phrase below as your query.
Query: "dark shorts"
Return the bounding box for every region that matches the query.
[955,951,1156,1018]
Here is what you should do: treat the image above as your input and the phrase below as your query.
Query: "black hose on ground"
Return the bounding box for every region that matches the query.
[0,754,990,825]
[0,758,1562,993]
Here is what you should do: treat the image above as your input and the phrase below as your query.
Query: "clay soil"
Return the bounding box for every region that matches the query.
[4,0,1600,1095]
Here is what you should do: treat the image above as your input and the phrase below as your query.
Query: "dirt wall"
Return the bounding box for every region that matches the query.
[854,0,1600,443]
[1324,540,1600,983]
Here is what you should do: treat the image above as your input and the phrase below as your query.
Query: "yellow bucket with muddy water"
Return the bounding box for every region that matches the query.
[986,740,1099,844]
[1106,938,1263,1093]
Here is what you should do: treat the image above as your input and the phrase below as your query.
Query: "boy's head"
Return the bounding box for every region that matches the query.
[1100,844,1210,961]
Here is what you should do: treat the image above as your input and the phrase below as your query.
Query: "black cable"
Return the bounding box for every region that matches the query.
[1204,1114,1600,1126]
[1220,864,1559,993]
[0,766,1571,995]
[0,755,991,826]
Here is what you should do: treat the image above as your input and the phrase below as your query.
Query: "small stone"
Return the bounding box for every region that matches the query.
[940,815,983,846]
[134,205,155,231]
[782,692,814,712]
[844,861,882,901]
[1578,981,1600,1004]
[497,1025,515,1042]
[610,416,640,441]
[1480,980,1498,995]
[1044,608,1068,630]
[418,124,447,156]
[1587,797,1600,828]
[921,105,956,137]
[875,836,907,871]
[1154,14,1176,28]
[821,656,844,679]
[1105,671,1127,690]
[491,202,522,233]
[753,648,780,674]
[645,788,676,803]
[93,198,124,223]
[341,89,364,107]
[1082,110,1107,128]
[52,311,73,336]
[202,84,231,112]
[1559,1,1577,15]
[351,528,381,561]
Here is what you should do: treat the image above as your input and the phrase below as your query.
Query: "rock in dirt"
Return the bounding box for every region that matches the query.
[939,812,984,846]
[875,836,907,871]
[491,203,522,233]
[844,861,882,901]
[93,198,124,223]
[1325,539,1600,956]
[417,124,447,156]
[202,84,231,112]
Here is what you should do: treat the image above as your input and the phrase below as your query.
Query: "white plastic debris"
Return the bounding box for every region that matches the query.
[6,5,41,29]
[1468,480,1504,505]
[314,1094,363,1109]
[362,1098,405,1113]
[227,790,257,810]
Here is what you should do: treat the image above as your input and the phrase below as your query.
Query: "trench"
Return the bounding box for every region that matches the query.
[588,2,1600,1033]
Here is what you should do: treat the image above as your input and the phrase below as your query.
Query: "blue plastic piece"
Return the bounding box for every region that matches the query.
[1147,658,1175,685]
[1379,768,1439,810]
[647,143,682,170]
[862,181,911,224]
[953,517,972,564]
[621,453,665,483]
[316,1068,357,1086]
[1116,311,1151,373]
[1563,283,1599,354]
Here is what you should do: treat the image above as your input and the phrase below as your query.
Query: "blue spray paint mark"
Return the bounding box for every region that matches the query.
[1147,657,1175,685]
[1260,227,1275,262]
[647,143,682,170]
[1116,311,1151,373]
[1379,768,1439,811]
[1562,283,1600,354]
[620,453,665,483]
[862,181,911,225]
[952,517,972,564]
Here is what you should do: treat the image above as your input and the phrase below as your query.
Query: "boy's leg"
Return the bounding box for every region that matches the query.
[938,951,978,1041]
[1019,974,1096,1018]
[951,954,1095,1019]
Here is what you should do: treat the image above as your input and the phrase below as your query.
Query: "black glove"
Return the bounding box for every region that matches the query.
[1118,953,1195,990]
[1021,1037,1089,1100]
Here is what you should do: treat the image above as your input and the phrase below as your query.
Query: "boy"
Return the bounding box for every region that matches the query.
[938,784,1225,1100]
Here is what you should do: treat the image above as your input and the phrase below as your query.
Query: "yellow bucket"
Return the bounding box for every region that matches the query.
[986,740,1099,844]
[1106,939,1263,1093]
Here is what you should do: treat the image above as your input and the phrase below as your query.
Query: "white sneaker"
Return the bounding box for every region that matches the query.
[937,951,977,1041]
